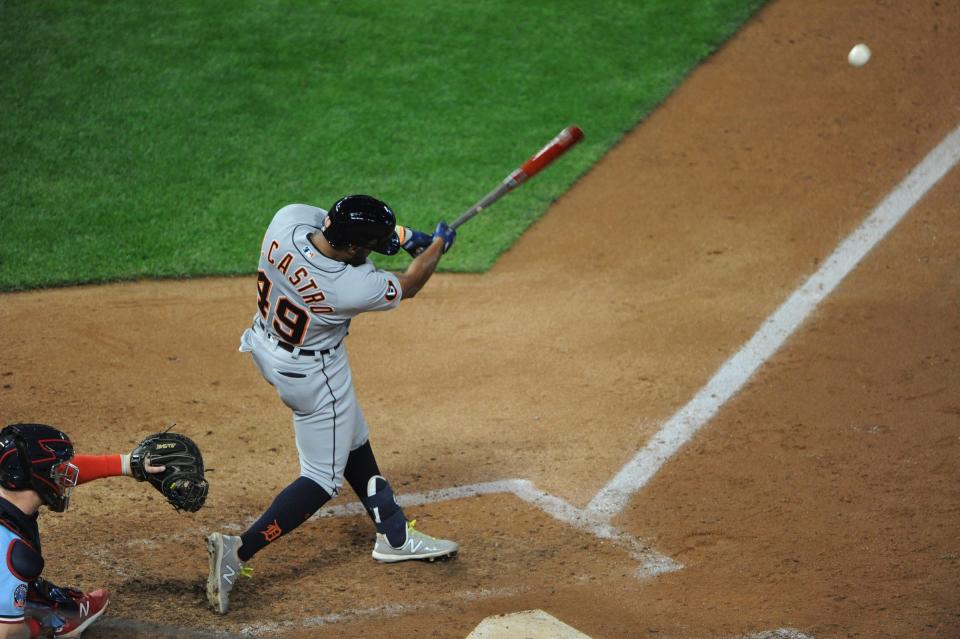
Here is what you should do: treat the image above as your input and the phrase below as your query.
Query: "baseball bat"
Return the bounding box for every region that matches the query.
[449,125,584,230]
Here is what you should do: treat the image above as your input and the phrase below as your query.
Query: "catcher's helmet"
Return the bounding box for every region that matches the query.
[322,195,401,255]
[0,424,78,513]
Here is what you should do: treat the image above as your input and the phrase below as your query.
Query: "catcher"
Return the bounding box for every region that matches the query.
[0,424,207,638]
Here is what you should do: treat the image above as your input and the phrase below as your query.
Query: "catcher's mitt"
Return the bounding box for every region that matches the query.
[130,432,208,512]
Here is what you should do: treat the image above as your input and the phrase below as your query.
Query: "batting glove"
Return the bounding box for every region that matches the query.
[400,227,433,258]
[433,220,456,254]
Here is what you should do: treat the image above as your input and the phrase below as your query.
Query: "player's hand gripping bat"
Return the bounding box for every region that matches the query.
[451,125,584,230]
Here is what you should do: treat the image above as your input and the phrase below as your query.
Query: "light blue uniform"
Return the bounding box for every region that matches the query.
[0,525,28,626]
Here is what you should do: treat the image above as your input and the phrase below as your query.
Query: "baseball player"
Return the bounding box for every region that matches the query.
[0,423,172,638]
[206,195,458,614]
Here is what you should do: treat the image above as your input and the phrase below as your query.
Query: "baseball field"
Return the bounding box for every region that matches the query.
[2,1,959,638]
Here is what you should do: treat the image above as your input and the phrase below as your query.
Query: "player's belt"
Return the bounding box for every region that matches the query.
[255,319,341,356]
[275,339,341,357]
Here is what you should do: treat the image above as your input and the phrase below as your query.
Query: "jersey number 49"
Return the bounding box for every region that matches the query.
[257,271,310,345]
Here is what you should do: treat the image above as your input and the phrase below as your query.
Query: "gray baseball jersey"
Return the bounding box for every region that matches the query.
[240,203,403,494]
[254,204,402,350]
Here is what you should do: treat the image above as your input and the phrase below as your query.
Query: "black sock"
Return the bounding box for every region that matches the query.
[343,441,382,502]
[238,476,331,562]
[344,441,407,546]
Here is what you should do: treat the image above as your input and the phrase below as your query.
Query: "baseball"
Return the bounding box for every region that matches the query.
[848,43,871,67]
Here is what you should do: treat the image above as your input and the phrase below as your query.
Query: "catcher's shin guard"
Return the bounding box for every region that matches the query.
[364,475,407,547]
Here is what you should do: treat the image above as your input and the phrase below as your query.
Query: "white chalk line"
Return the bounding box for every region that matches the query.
[316,479,682,579]
[239,586,527,637]
[586,124,960,519]
[98,616,249,639]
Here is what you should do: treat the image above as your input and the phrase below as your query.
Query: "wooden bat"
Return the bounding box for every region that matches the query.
[450,125,584,230]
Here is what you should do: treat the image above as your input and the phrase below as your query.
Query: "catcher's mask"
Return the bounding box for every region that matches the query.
[322,194,401,256]
[0,424,78,513]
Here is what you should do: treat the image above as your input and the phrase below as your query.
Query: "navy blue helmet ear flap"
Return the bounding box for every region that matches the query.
[0,425,31,488]
[322,194,401,256]
[11,427,35,486]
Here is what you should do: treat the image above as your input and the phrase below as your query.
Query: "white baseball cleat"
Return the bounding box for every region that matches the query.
[206,532,251,614]
[372,519,459,563]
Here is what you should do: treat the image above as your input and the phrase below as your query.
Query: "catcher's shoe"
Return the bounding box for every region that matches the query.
[206,533,252,614]
[372,519,459,563]
[54,588,109,638]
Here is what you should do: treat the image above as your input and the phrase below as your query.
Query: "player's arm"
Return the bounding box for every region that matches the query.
[394,221,455,300]
[71,454,165,485]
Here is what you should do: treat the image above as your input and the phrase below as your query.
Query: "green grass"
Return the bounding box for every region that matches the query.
[0,0,766,290]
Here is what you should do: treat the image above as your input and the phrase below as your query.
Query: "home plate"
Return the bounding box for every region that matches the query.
[466,609,592,638]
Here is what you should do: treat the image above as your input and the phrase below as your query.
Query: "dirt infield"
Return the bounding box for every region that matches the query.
[2,1,958,638]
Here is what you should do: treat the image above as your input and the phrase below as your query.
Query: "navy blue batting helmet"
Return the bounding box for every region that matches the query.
[322,195,401,256]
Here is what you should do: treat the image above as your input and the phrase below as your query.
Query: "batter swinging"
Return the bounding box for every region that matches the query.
[207,195,458,615]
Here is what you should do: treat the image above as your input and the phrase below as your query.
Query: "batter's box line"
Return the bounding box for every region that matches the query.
[238,585,528,637]
[315,478,682,579]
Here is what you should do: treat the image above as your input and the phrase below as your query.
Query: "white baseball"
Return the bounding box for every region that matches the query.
[848,43,871,67]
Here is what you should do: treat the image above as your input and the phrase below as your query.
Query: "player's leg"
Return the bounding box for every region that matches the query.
[343,441,404,545]
[208,472,331,609]
[344,439,459,563]
[238,476,331,561]
[208,344,341,614]
[208,434,336,614]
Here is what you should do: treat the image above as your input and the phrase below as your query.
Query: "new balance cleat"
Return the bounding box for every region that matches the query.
[55,588,109,638]
[372,519,458,563]
[206,533,252,614]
